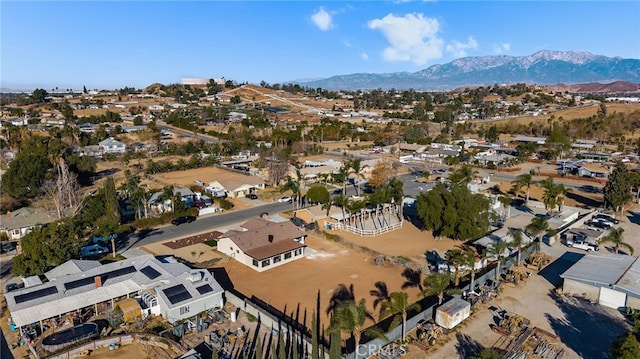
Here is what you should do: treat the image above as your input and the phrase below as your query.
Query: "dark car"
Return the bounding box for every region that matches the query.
[594,214,619,224]
[172,215,196,226]
[332,188,343,195]
[290,217,307,228]
[246,193,258,200]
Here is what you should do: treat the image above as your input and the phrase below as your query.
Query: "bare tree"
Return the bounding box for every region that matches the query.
[45,158,81,219]
[265,147,289,186]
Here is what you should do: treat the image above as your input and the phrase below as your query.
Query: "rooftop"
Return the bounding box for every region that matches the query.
[560,253,636,287]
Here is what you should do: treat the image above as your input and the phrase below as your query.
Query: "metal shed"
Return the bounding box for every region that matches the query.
[435,297,471,329]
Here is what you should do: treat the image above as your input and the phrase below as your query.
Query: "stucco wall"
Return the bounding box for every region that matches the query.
[563,279,600,301]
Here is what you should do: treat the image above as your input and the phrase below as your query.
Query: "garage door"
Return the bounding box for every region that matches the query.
[599,287,626,309]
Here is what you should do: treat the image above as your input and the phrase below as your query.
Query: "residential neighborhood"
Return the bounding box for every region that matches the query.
[1,79,640,359]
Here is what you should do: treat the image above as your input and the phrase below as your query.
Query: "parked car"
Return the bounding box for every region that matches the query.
[246,193,258,200]
[594,214,619,224]
[567,239,599,251]
[590,218,614,228]
[290,217,307,228]
[278,196,293,203]
[172,215,196,226]
[5,282,24,293]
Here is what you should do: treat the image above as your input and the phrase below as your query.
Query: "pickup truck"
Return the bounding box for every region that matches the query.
[567,239,599,251]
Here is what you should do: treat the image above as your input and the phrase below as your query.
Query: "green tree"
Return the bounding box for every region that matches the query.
[487,240,510,281]
[328,299,374,354]
[159,185,177,213]
[347,158,369,196]
[422,272,450,304]
[31,88,48,103]
[1,152,51,200]
[510,173,534,205]
[445,249,466,286]
[379,291,420,342]
[525,216,549,251]
[497,196,511,220]
[611,330,640,359]
[449,165,477,185]
[306,184,330,205]
[604,161,633,218]
[509,229,527,266]
[600,228,634,255]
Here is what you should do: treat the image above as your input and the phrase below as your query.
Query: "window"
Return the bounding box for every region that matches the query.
[284,252,292,259]
[12,229,20,235]
[261,259,270,267]
[180,306,190,315]
[252,259,258,267]
[294,248,302,256]
[273,255,281,263]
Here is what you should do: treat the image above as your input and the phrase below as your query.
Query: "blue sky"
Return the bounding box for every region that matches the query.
[2,1,639,91]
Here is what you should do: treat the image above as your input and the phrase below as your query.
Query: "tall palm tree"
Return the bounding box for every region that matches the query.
[280,174,301,210]
[509,228,526,266]
[600,228,634,255]
[525,216,549,251]
[347,158,369,196]
[497,196,512,221]
[159,185,176,213]
[369,281,390,311]
[445,249,466,286]
[422,272,450,304]
[449,165,478,185]
[379,292,420,342]
[487,240,510,281]
[462,246,479,291]
[328,299,375,355]
[332,194,348,228]
[510,173,534,205]
[326,283,355,316]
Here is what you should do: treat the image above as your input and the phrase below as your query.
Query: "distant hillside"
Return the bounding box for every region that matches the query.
[544,81,640,94]
[295,50,640,91]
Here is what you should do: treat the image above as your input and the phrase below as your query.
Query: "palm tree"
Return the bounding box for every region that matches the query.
[332,194,348,228]
[328,299,375,355]
[326,283,355,316]
[369,281,390,310]
[509,228,526,266]
[462,246,479,291]
[510,173,534,205]
[379,292,420,342]
[497,196,511,221]
[445,249,466,286]
[347,158,369,195]
[487,240,510,281]
[525,216,549,251]
[422,272,451,304]
[280,174,301,210]
[449,165,478,185]
[159,185,176,213]
[600,228,634,255]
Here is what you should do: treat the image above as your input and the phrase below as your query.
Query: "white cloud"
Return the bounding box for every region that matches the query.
[445,37,478,57]
[368,13,444,65]
[311,8,333,31]
[493,43,511,54]
[360,52,369,60]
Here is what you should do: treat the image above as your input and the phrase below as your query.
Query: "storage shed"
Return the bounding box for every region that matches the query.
[115,298,142,323]
[435,297,471,329]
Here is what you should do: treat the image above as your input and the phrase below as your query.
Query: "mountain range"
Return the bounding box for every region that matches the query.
[295,50,640,91]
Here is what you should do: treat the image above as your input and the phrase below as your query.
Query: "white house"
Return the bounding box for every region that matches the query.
[99,138,126,154]
[217,218,306,272]
[4,255,224,328]
[209,175,266,198]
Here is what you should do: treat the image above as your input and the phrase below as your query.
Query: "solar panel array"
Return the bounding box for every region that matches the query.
[196,284,213,294]
[14,286,59,304]
[163,284,192,305]
[104,266,136,279]
[140,266,162,280]
[64,277,96,291]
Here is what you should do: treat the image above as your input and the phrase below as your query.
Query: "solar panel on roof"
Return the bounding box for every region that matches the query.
[163,284,192,305]
[104,266,136,279]
[64,277,96,290]
[14,286,59,304]
[196,284,213,294]
[140,266,161,280]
